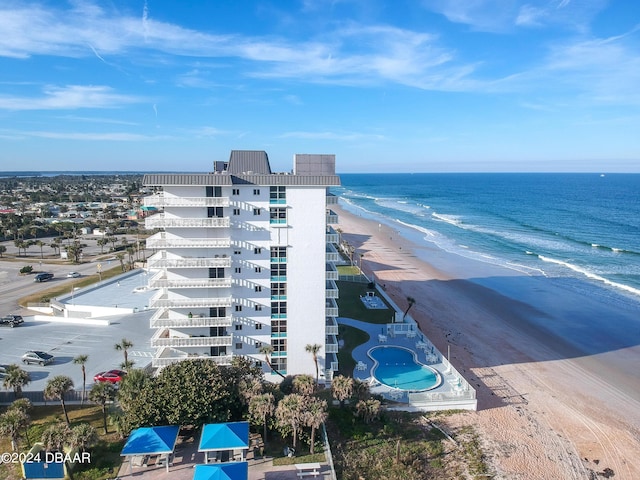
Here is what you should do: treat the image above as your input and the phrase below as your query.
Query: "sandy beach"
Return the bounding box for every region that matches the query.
[334,202,640,480]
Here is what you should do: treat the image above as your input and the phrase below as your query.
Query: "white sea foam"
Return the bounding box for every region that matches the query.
[431,212,462,226]
[538,255,640,297]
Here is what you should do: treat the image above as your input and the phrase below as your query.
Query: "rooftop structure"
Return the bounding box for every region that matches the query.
[143,151,341,381]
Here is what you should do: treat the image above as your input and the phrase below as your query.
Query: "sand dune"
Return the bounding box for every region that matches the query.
[334,203,640,479]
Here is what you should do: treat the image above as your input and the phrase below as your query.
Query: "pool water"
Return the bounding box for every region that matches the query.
[369,346,441,391]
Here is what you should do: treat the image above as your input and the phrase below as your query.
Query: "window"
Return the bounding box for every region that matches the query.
[235,267,241,274]
[234,250,241,255]
[235,324,243,330]
[255,304,263,311]
[270,263,286,279]
[255,323,263,330]
[232,188,240,195]
[271,301,286,316]
[270,246,286,262]
[269,207,287,224]
[271,282,286,298]
[208,207,223,218]
[233,208,240,215]
[235,343,243,350]
[253,208,261,216]
[272,338,287,353]
[271,357,287,373]
[253,188,260,195]
[210,307,226,317]
[255,285,262,292]
[254,247,262,254]
[206,186,222,197]
[270,186,286,203]
[255,267,262,273]
[235,305,242,312]
[209,267,224,279]
[271,318,287,334]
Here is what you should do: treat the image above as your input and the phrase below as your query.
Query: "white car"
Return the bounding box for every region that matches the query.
[67,272,81,278]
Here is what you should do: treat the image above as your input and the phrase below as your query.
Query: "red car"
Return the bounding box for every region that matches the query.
[93,369,127,384]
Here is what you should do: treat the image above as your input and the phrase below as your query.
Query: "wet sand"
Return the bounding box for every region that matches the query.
[334,202,640,479]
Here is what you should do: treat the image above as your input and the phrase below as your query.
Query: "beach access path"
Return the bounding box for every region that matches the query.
[334,202,640,480]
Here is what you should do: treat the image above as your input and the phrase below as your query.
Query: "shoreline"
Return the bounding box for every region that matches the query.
[333,201,640,479]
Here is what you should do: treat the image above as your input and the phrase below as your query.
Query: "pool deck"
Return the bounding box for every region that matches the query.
[338,317,467,404]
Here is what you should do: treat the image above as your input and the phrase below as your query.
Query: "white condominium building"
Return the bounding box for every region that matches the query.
[143,151,341,382]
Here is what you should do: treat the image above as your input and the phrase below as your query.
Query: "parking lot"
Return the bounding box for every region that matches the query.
[0,266,156,396]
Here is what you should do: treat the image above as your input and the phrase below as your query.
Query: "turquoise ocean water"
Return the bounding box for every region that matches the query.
[334,173,640,306]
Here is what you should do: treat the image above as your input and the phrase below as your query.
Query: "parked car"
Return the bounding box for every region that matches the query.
[34,272,54,282]
[93,369,127,384]
[66,271,81,278]
[0,314,24,327]
[22,351,54,366]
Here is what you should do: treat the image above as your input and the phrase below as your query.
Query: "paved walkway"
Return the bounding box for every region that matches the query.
[115,436,330,480]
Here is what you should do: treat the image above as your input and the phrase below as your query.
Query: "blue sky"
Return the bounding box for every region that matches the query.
[1,0,639,173]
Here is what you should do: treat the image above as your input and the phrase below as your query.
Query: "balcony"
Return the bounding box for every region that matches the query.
[145,214,230,229]
[146,233,230,249]
[149,272,232,289]
[147,253,231,269]
[326,262,338,281]
[326,243,339,263]
[325,316,339,336]
[326,226,339,244]
[144,194,230,208]
[326,298,338,318]
[326,209,338,224]
[151,332,233,348]
[326,193,339,205]
[325,334,339,354]
[150,311,233,328]
[152,352,233,368]
[326,279,339,299]
[149,293,232,309]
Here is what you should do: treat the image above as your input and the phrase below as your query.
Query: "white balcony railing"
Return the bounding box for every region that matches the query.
[144,195,230,208]
[146,214,230,229]
[147,255,231,269]
[326,279,339,299]
[326,243,340,263]
[150,315,233,329]
[326,263,338,281]
[326,193,339,205]
[149,274,232,289]
[152,354,233,368]
[149,294,232,309]
[326,209,338,224]
[326,316,339,336]
[146,233,231,249]
[326,298,339,317]
[151,335,233,348]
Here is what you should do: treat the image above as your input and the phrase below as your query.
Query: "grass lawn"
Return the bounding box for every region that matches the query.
[335,281,394,324]
[0,404,124,480]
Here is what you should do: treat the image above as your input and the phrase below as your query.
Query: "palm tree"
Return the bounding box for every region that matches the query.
[70,423,97,452]
[41,423,71,452]
[9,398,32,447]
[119,360,136,371]
[305,343,322,385]
[275,393,306,449]
[44,375,74,426]
[116,252,126,271]
[89,382,117,431]
[302,397,328,455]
[355,398,382,424]
[331,375,354,408]
[3,364,31,398]
[293,374,316,396]
[73,354,89,405]
[36,240,45,259]
[0,409,28,451]
[249,393,275,445]
[114,338,133,365]
[258,345,285,379]
[403,296,416,320]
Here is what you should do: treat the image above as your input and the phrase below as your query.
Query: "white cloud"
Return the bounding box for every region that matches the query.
[1,130,163,141]
[0,85,143,110]
[280,131,385,141]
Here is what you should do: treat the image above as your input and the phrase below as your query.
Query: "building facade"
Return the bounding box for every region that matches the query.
[143,151,341,382]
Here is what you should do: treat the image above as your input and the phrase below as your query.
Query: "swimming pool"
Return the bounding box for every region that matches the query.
[368,346,442,391]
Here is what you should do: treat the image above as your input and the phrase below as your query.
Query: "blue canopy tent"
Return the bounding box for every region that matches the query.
[193,462,248,480]
[121,425,180,473]
[198,421,249,463]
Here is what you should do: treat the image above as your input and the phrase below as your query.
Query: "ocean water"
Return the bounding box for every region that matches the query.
[334,173,640,304]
